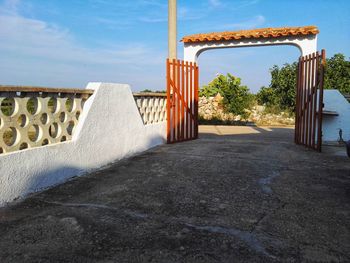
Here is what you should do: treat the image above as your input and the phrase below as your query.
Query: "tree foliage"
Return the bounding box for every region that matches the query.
[324,54,350,93]
[140,89,166,93]
[256,86,278,106]
[269,62,298,110]
[200,73,254,116]
[256,53,350,111]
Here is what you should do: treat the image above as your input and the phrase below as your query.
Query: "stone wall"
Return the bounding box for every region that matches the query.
[199,94,295,125]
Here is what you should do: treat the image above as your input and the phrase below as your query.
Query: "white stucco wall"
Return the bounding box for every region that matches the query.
[184,35,317,62]
[0,83,166,206]
[322,90,350,142]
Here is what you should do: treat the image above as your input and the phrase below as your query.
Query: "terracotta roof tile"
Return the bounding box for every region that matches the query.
[181,26,319,43]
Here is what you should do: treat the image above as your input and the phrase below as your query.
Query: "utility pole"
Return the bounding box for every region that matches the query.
[168,0,177,59]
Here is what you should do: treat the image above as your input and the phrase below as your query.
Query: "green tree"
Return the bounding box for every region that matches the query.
[140,89,153,93]
[256,86,278,106]
[200,73,254,117]
[265,53,350,111]
[324,54,350,93]
[140,89,166,93]
[269,62,298,110]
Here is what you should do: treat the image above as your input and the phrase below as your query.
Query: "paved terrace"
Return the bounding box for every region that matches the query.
[0,126,349,262]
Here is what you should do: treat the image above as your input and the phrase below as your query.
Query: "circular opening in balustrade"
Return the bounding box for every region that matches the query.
[17,114,27,128]
[48,98,58,113]
[3,127,18,146]
[65,98,74,112]
[60,136,67,142]
[27,98,39,115]
[1,98,16,116]
[40,113,49,125]
[66,121,75,135]
[19,142,28,150]
[81,99,87,109]
[59,112,66,123]
[28,125,41,142]
[75,111,80,120]
[42,139,49,146]
[49,122,61,138]
[0,147,3,154]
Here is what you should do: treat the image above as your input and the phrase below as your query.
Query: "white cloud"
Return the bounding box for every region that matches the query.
[223,15,266,29]
[139,5,205,23]
[0,14,161,65]
[208,0,260,10]
[0,0,20,14]
[0,1,166,90]
[208,0,222,7]
[201,15,266,32]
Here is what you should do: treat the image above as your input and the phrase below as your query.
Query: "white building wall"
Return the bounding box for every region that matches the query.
[322,90,350,142]
[0,83,166,206]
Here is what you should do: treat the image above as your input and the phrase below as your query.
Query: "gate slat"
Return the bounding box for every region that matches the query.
[309,52,316,148]
[189,62,193,139]
[296,56,303,144]
[300,57,307,144]
[311,51,319,148]
[166,59,171,143]
[177,59,181,141]
[194,64,199,138]
[181,60,185,141]
[294,58,300,143]
[172,59,177,142]
[185,61,189,140]
[306,54,312,147]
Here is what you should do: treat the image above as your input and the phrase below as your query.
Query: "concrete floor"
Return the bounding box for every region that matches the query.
[0,125,349,262]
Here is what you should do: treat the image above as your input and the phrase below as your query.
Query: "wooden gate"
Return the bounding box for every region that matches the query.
[166,59,199,144]
[295,50,326,152]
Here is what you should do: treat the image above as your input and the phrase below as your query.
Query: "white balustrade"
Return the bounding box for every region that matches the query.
[134,94,167,125]
[0,87,93,154]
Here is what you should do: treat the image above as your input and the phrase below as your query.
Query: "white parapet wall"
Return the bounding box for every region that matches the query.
[0,83,166,206]
[322,90,350,143]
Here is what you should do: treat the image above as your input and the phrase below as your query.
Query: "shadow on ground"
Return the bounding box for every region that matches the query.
[0,125,349,262]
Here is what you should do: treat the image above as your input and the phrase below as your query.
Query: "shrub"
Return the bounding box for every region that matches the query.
[139,89,166,93]
[256,86,278,106]
[269,63,297,111]
[200,73,255,117]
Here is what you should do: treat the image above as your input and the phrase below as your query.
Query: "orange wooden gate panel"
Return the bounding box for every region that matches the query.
[166,59,199,144]
[295,50,326,152]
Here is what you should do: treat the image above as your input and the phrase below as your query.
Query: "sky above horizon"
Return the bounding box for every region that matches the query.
[0,0,349,93]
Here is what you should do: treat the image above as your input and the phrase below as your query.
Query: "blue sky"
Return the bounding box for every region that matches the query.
[0,0,349,93]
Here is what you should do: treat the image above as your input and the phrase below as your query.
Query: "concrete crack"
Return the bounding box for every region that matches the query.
[39,200,148,219]
[185,223,276,259]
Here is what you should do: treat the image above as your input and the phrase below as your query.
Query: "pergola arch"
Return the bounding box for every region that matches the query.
[182,26,319,62]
